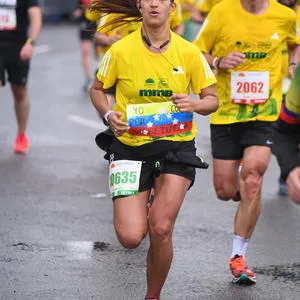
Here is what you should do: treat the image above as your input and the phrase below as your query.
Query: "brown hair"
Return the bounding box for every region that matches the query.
[89,0,174,30]
[89,0,142,29]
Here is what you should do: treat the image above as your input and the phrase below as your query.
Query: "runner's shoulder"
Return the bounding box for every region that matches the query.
[209,0,234,14]
[273,1,297,20]
[108,29,140,54]
[171,32,203,56]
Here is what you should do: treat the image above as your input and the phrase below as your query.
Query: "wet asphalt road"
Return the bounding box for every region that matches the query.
[0,24,299,300]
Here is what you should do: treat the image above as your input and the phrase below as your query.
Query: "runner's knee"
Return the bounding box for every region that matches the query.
[115,228,146,249]
[241,170,262,195]
[214,181,237,201]
[12,86,27,102]
[148,218,173,241]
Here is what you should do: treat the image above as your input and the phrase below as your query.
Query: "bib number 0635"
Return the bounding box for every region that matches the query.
[109,160,142,197]
[110,171,137,185]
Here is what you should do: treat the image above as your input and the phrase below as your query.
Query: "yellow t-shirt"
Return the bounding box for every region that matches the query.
[170,0,183,29]
[194,0,299,124]
[285,64,300,117]
[180,0,196,21]
[281,6,300,84]
[196,0,223,13]
[97,30,216,146]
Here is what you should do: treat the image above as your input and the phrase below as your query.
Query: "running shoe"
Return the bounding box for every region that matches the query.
[229,255,256,284]
[278,179,288,196]
[14,133,29,154]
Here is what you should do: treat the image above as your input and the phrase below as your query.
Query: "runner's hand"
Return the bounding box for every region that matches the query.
[108,111,129,136]
[288,64,296,79]
[171,94,195,113]
[20,43,34,61]
[108,34,122,46]
[73,9,82,19]
[287,166,300,204]
[219,52,245,70]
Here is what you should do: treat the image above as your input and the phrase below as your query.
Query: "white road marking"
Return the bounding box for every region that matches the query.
[66,241,93,260]
[34,44,52,55]
[68,115,106,130]
[90,193,107,199]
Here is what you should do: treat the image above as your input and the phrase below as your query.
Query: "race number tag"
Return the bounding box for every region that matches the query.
[231,72,269,105]
[109,160,142,198]
[0,6,17,31]
[127,101,193,137]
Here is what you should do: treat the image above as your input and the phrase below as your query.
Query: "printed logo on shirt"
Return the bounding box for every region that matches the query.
[144,78,155,87]
[172,66,184,74]
[139,89,173,97]
[257,41,272,49]
[243,52,267,59]
[0,0,17,31]
[235,41,252,50]
[270,32,279,40]
[158,78,169,88]
[265,139,273,145]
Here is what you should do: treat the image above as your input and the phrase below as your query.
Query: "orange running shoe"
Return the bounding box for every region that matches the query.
[14,133,30,153]
[229,255,256,284]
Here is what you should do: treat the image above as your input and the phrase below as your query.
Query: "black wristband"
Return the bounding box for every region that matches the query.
[216,57,223,69]
[102,117,109,126]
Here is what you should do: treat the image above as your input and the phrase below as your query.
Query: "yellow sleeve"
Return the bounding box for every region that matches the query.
[296,10,300,43]
[96,48,118,89]
[170,0,183,29]
[286,14,299,46]
[189,50,216,94]
[96,14,118,34]
[193,8,220,54]
[85,9,101,22]
[196,0,211,13]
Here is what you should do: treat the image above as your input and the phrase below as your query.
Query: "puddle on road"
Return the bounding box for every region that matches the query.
[66,241,110,260]
[9,241,138,261]
[253,263,300,283]
[93,241,110,251]
[12,242,34,251]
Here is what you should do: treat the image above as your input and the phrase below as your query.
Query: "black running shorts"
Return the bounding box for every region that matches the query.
[0,47,30,86]
[210,121,275,160]
[79,20,96,41]
[272,121,300,180]
[108,140,197,201]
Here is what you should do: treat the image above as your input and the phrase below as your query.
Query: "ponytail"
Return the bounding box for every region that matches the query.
[89,0,142,30]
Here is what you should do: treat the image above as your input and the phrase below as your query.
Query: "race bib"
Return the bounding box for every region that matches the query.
[231,72,269,105]
[109,160,142,198]
[0,1,17,31]
[127,101,193,137]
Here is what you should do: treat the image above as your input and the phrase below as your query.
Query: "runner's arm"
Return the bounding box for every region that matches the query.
[204,52,245,70]
[27,6,42,44]
[197,84,218,115]
[171,84,218,116]
[287,44,300,78]
[90,79,112,117]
